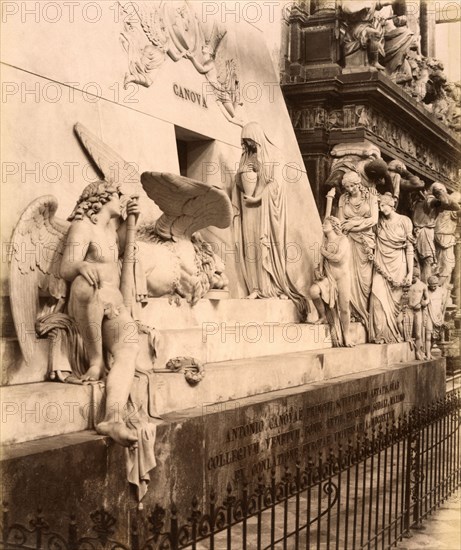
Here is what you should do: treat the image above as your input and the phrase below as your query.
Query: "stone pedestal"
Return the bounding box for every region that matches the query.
[1,355,446,545]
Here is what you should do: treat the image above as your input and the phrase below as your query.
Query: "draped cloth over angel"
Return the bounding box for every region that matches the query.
[338,189,377,331]
[369,214,414,343]
[232,123,307,320]
[125,369,160,502]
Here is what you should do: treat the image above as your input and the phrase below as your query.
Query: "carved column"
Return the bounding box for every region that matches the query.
[288,4,310,62]
[420,1,436,57]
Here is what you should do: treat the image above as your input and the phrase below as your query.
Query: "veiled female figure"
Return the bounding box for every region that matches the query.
[233,122,307,319]
[369,193,414,343]
[337,171,378,333]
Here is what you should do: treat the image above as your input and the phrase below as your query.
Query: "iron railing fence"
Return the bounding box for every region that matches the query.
[1,390,460,550]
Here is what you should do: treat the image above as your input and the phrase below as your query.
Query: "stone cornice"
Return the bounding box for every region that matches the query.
[282,71,461,164]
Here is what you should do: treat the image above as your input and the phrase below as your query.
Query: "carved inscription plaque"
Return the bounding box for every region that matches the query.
[203,364,445,493]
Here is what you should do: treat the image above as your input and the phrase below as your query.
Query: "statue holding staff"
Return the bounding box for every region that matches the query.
[60,181,141,447]
[337,171,378,333]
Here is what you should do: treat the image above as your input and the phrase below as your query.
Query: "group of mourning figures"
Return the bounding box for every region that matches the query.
[234,126,460,359]
[21,123,458,448]
[308,160,460,358]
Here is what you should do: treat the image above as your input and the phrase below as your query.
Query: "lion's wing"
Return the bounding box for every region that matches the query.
[140,172,232,239]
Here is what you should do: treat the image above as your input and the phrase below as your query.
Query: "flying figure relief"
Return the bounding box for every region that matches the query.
[119,1,243,122]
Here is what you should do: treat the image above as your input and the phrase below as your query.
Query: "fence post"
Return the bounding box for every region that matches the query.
[68,513,78,550]
[403,413,412,537]
[170,503,179,550]
[130,512,139,550]
[411,426,424,529]
[2,503,9,550]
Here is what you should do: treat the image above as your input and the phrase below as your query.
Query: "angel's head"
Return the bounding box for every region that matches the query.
[68,180,122,224]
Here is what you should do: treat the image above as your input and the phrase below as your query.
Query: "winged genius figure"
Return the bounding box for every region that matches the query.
[9,123,232,448]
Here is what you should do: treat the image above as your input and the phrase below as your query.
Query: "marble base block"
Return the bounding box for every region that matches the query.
[1,341,413,444]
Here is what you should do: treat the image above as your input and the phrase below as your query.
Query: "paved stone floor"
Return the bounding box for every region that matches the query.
[193,484,460,549]
[395,491,461,550]
[197,491,461,550]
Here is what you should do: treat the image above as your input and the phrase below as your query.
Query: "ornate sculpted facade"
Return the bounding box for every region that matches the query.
[282,0,460,366]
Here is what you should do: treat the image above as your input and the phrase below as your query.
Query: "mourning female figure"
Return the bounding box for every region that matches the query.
[369,193,414,343]
[233,122,307,319]
[337,171,379,333]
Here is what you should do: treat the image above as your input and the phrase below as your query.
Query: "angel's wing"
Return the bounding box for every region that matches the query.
[74,122,143,195]
[136,0,169,49]
[74,122,161,224]
[140,172,232,239]
[9,196,69,367]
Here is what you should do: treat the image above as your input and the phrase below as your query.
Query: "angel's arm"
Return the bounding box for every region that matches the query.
[60,222,91,282]
[345,195,379,232]
[185,52,214,74]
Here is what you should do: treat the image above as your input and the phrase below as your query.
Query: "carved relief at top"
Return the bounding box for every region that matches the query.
[286,2,460,133]
[119,1,242,121]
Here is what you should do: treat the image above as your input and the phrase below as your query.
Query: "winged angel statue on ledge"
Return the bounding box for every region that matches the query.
[9,123,232,452]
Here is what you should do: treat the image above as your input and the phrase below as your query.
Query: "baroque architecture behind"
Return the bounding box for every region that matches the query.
[282,0,461,367]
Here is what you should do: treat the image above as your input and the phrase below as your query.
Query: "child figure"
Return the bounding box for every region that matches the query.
[407,266,429,359]
[425,275,448,359]
[309,217,354,347]
[60,180,141,447]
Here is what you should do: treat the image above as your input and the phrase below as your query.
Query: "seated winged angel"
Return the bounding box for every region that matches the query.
[60,180,140,446]
[9,123,232,448]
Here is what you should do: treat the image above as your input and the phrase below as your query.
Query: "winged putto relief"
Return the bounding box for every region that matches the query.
[119,0,242,121]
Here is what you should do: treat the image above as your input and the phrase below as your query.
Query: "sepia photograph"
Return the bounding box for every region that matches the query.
[1,1,460,548]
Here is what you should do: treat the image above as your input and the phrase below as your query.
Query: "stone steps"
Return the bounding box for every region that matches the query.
[0,342,414,445]
[139,298,301,329]
[155,323,340,365]
[2,297,364,383]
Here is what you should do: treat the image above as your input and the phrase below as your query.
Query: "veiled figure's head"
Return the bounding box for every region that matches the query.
[342,171,361,194]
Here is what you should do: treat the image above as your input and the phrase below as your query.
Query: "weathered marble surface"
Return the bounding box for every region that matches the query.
[2,339,414,445]
[2,359,446,542]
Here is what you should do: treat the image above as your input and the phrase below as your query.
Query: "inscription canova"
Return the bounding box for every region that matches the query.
[173,83,208,108]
